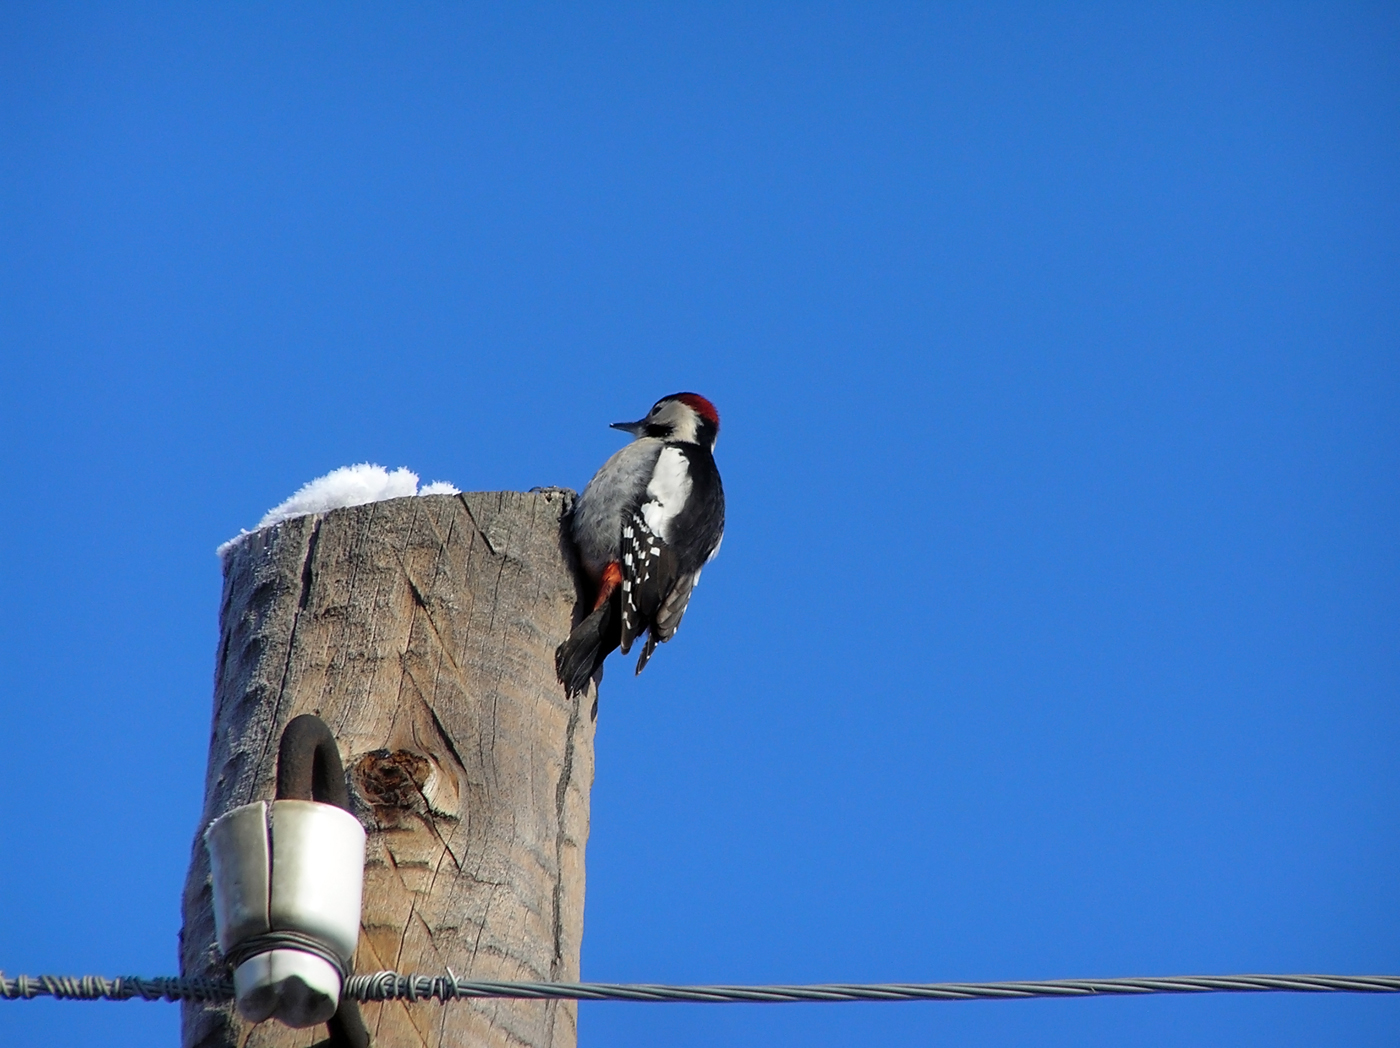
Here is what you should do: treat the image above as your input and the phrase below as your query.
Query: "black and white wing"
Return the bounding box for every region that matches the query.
[618,442,724,676]
[619,511,699,672]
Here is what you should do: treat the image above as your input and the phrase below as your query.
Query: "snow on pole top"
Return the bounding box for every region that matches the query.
[217,464,460,557]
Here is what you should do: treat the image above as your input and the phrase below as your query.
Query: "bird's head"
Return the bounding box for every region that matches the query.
[612,393,720,450]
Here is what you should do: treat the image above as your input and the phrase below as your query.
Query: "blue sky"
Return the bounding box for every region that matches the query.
[2,3,1397,1046]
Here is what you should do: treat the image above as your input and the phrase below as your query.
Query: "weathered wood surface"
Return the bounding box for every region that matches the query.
[180,490,593,1048]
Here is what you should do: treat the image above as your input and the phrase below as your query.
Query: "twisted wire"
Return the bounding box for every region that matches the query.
[4,971,1398,1005]
[0,973,232,1003]
[344,972,1400,1003]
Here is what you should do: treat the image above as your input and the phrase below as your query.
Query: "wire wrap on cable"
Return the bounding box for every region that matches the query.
[222,931,351,983]
[4,971,1399,1004]
[0,973,232,1002]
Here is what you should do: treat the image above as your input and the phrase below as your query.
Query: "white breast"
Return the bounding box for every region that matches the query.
[641,446,693,542]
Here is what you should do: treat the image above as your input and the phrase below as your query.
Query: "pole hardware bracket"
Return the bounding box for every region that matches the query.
[205,714,371,1047]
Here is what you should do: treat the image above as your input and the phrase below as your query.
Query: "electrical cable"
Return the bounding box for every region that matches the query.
[3,971,1397,1005]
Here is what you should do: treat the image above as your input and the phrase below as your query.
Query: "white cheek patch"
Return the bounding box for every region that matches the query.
[653,401,699,444]
[641,446,692,542]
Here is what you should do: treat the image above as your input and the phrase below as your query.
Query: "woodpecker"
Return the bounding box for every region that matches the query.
[556,392,725,699]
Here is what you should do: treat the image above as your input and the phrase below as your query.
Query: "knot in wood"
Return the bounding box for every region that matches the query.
[355,749,431,811]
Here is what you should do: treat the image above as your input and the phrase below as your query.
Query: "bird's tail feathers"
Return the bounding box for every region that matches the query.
[555,600,620,699]
[634,631,661,676]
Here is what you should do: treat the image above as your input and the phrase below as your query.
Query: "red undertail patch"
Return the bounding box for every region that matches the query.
[593,561,624,610]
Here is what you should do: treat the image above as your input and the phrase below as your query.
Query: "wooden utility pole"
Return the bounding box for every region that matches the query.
[180,491,594,1048]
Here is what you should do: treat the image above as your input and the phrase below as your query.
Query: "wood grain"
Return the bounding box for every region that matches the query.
[180,490,593,1048]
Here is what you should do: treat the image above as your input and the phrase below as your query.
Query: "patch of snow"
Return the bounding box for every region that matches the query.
[256,464,421,528]
[218,464,460,557]
[418,480,460,495]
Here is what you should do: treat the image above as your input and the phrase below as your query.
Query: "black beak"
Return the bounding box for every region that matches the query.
[611,418,647,435]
